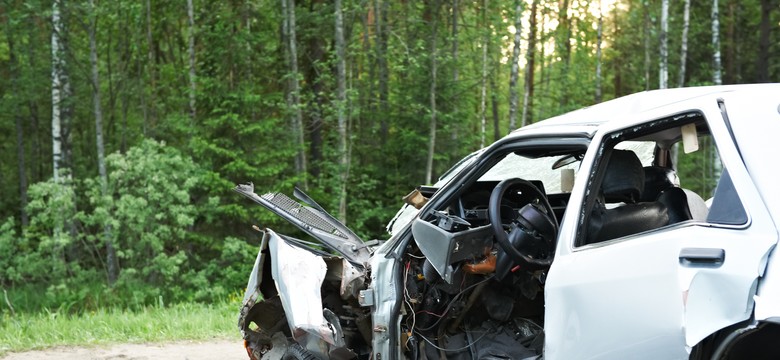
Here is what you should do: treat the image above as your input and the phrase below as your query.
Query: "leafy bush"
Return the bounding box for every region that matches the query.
[0,140,259,312]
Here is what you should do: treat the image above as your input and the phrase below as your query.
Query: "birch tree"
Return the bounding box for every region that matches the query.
[557,0,572,109]
[479,0,488,147]
[643,0,651,90]
[451,0,459,83]
[659,0,669,89]
[507,0,523,132]
[88,0,117,285]
[6,21,28,226]
[335,0,349,222]
[678,0,691,87]
[520,0,539,128]
[375,0,389,141]
[425,0,439,185]
[187,0,196,121]
[145,0,156,131]
[756,0,771,82]
[51,0,72,182]
[595,0,604,104]
[711,0,722,85]
[281,0,307,189]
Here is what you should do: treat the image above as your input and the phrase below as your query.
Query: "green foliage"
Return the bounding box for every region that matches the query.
[0,0,776,316]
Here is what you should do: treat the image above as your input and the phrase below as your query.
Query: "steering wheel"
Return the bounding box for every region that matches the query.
[488,178,559,271]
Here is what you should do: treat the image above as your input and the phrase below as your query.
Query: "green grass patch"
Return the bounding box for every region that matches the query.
[0,300,241,356]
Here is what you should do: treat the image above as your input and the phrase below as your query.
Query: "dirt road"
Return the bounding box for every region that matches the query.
[0,339,247,360]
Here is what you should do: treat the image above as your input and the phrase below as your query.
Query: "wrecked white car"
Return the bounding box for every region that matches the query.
[235,84,780,360]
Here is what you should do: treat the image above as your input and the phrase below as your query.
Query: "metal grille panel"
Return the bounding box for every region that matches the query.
[261,192,347,239]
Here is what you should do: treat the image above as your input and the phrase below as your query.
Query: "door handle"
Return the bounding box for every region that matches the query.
[679,248,725,267]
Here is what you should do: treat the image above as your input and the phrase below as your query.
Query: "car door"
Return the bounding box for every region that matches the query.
[544,99,777,360]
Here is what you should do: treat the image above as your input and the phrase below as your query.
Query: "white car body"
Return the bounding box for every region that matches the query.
[236,84,780,360]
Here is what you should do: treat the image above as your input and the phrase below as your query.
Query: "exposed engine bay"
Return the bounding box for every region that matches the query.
[237,173,564,359]
[398,177,557,359]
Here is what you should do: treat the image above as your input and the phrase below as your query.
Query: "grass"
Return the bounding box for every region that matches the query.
[0,300,241,356]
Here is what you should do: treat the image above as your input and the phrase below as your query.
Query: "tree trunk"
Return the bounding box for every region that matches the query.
[306,30,325,179]
[724,0,736,84]
[281,0,308,189]
[187,0,196,121]
[612,2,622,97]
[335,0,349,223]
[507,0,523,132]
[711,0,722,85]
[643,0,651,90]
[6,24,28,226]
[490,74,500,142]
[89,0,117,286]
[451,0,459,83]
[595,0,603,104]
[145,0,156,133]
[51,0,72,182]
[520,0,539,128]
[479,0,488,147]
[538,3,547,119]
[375,0,389,142]
[557,0,571,110]
[425,0,439,185]
[25,16,43,183]
[755,0,771,82]
[659,0,669,89]
[678,0,691,88]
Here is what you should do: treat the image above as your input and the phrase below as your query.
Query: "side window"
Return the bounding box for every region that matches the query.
[577,112,747,247]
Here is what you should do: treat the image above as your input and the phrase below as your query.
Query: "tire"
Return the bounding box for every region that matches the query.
[282,344,319,360]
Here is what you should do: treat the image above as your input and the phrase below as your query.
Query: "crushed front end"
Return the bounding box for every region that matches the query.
[239,229,372,360]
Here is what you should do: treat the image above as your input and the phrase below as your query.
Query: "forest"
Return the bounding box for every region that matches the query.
[0,0,777,312]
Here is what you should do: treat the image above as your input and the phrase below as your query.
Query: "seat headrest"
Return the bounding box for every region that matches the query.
[602,150,644,203]
[641,166,680,202]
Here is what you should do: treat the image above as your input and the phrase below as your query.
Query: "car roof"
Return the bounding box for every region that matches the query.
[510,84,773,137]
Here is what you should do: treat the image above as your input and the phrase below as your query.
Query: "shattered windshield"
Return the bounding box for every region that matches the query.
[479,153,581,194]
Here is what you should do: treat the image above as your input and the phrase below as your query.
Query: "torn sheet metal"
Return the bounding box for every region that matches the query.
[267,229,336,347]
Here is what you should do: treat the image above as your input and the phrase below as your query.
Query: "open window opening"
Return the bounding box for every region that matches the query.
[577,111,748,247]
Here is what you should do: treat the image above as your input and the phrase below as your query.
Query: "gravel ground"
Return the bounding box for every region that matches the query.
[0,339,247,360]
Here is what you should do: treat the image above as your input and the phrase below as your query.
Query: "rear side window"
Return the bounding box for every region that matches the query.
[706,169,748,225]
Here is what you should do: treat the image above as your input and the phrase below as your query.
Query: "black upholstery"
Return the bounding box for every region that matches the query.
[657,187,693,224]
[587,150,669,244]
[642,166,693,224]
[587,202,669,243]
[641,166,680,202]
[602,150,644,204]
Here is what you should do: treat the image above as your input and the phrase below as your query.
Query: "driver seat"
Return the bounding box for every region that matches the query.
[586,150,669,244]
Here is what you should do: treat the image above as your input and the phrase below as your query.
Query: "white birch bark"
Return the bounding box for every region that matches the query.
[507,0,523,132]
[425,1,439,185]
[281,0,307,189]
[51,0,66,182]
[678,0,690,88]
[520,0,539,128]
[711,0,722,85]
[659,0,669,89]
[89,0,117,285]
[335,0,349,223]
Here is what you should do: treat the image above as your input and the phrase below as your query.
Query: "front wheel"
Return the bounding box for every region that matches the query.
[282,344,319,360]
